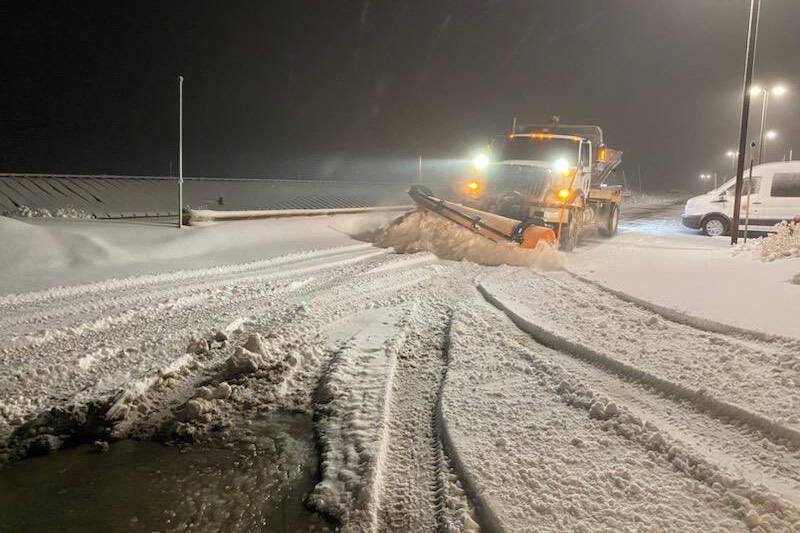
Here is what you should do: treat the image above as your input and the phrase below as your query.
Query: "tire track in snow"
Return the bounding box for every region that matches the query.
[2,252,442,461]
[309,289,474,532]
[0,250,425,439]
[476,271,800,446]
[442,300,800,532]
[1,246,385,337]
[0,243,375,306]
[474,292,800,506]
[374,304,449,532]
[474,282,800,515]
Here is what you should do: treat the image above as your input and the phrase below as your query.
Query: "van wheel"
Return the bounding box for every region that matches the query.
[599,205,619,237]
[702,215,729,237]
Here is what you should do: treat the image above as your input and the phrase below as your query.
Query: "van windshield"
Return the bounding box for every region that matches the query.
[500,137,578,164]
[724,177,760,195]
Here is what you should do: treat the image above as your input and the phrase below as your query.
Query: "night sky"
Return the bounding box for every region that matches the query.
[3,1,800,190]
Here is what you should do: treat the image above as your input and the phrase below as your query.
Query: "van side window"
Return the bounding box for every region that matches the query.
[770,173,800,197]
[726,177,760,195]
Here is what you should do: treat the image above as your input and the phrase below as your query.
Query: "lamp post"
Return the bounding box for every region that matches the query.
[699,172,717,189]
[764,130,777,163]
[178,74,184,229]
[750,84,786,164]
[731,0,761,246]
[726,150,738,176]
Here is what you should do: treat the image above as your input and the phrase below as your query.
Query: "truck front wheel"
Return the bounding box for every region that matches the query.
[558,220,579,251]
[599,204,619,237]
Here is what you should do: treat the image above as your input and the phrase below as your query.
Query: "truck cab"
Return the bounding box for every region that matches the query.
[459,124,622,250]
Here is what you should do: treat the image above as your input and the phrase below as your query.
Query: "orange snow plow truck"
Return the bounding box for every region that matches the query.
[410,123,623,251]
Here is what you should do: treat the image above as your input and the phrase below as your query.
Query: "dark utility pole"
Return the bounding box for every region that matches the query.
[731,0,761,245]
[178,75,184,229]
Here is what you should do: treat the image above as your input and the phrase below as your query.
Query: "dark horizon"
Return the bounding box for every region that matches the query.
[3,1,800,191]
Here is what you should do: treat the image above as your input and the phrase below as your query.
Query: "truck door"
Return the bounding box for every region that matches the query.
[760,172,800,226]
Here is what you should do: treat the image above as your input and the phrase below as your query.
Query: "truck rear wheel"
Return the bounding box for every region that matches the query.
[599,204,619,237]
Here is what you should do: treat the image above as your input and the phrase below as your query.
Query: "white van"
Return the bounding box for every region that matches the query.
[682,161,800,236]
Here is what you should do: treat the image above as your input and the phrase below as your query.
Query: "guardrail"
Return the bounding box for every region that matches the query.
[0,173,417,219]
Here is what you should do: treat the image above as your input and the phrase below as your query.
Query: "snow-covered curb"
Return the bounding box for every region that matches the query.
[476,283,800,447]
[187,205,412,225]
[566,271,800,343]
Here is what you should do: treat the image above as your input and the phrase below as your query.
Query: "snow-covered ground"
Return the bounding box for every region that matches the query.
[0,212,399,294]
[572,204,800,339]
[1,194,799,532]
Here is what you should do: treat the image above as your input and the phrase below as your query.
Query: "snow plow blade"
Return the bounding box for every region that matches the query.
[408,185,555,249]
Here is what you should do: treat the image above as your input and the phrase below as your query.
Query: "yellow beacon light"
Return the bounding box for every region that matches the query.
[557,187,571,200]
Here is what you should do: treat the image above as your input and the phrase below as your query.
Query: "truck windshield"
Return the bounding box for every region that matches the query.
[500,137,578,165]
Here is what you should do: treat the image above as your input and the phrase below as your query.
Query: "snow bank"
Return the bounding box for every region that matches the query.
[0,212,397,295]
[373,210,564,269]
[734,220,800,261]
[2,205,92,218]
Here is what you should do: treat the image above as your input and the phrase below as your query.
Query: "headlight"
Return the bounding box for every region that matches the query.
[466,179,480,194]
[554,158,569,174]
[472,153,489,170]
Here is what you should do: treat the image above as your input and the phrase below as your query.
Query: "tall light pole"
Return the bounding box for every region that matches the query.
[750,84,786,164]
[699,173,717,189]
[178,74,184,229]
[726,150,738,176]
[764,129,777,163]
[731,0,761,246]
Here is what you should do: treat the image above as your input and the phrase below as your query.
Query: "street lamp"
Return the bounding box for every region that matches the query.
[699,172,717,189]
[764,130,777,162]
[726,150,738,176]
[731,0,760,246]
[750,84,787,163]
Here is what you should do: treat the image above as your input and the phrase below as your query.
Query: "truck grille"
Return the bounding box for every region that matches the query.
[488,164,550,200]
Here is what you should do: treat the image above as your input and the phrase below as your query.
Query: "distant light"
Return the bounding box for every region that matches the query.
[553,158,570,174]
[472,153,489,169]
[749,85,763,96]
[766,130,777,140]
[772,85,786,96]
[726,150,738,157]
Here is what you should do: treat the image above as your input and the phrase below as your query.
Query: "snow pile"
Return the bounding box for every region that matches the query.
[3,205,92,218]
[374,210,564,269]
[734,220,800,261]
